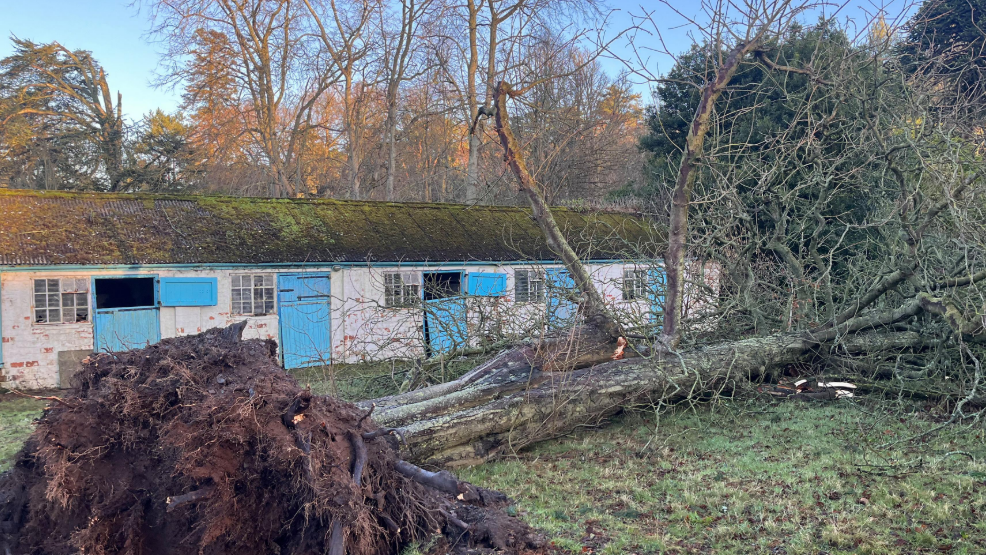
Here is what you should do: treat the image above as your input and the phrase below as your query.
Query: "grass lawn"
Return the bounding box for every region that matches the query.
[4,384,986,554]
[0,394,47,472]
[457,400,986,554]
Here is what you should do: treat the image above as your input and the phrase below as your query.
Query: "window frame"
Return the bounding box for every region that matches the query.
[384,272,421,308]
[230,273,276,316]
[33,277,91,325]
[514,269,545,303]
[621,268,648,301]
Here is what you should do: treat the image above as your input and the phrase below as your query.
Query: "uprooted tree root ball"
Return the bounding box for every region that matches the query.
[0,323,547,555]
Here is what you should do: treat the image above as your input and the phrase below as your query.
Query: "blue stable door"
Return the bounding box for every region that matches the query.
[424,297,468,355]
[545,268,579,330]
[93,276,161,352]
[277,274,332,369]
[422,270,468,356]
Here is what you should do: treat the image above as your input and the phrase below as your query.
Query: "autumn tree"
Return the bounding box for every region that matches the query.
[375,0,437,200]
[148,0,341,197]
[509,36,644,203]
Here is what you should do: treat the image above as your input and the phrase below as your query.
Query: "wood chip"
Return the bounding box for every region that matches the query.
[818,382,857,389]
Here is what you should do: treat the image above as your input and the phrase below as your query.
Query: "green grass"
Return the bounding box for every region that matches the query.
[457,400,986,554]
[0,394,47,472]
[289,355,489,402]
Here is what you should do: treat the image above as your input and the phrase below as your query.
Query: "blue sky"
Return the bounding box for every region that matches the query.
[1,0,911,122]
[1,0,178,120]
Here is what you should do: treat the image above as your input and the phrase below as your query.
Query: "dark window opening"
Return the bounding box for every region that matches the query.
[95,278,155,309]
[423,272,461,300]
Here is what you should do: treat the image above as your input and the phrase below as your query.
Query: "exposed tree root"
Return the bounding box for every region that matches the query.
[0,325,546,555]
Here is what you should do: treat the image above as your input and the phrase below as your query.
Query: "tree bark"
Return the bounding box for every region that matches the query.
[464,0,481,203]
[664,41,756,344]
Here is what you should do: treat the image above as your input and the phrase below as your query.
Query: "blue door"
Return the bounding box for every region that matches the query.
[93,276,161,352]
[422,271,467,356]
[648,265,667,331]
[277,274,332,369]
[545,268,579,330]
[424,297,467,355]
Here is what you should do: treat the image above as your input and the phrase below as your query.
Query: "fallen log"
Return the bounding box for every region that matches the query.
[364,330,928,466]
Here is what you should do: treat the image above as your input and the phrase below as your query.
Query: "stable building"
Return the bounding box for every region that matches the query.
[0,190,706,389]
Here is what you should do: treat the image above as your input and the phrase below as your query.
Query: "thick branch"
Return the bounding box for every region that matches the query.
[663,39,759,343]
[916,294,986,340]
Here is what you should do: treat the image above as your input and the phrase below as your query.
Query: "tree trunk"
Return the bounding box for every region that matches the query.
[385,102,398,201]
[465,133,480,202]
[364,330,926,466]
[664,41,755,344]
[464,0,480,203]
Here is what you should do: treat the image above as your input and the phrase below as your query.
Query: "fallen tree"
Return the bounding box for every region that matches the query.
[366,328,933,466]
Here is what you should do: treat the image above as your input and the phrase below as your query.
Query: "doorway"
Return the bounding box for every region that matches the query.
[545,268,580,330]
[277,273,332,369]
[422,271,467,356]
[93,276,161,352]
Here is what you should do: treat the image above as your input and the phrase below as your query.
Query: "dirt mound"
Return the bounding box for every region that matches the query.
[0,323,547,555]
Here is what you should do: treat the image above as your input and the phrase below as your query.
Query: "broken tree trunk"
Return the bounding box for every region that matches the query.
[365,330,927,466]
[491,80,623,342]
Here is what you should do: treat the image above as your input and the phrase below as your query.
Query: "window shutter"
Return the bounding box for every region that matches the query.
[160,277,218,307]
[467,273,507,296]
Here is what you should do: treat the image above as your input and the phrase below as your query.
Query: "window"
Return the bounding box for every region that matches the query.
[514,269,544,303]
[622,269,647,301]
[384,272,420,307]
[34,278,89,324]
[231,274,275,315]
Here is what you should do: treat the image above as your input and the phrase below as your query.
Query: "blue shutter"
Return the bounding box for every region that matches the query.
[467,272,506,296]
[648,266,666,330]
[159,277,218,306]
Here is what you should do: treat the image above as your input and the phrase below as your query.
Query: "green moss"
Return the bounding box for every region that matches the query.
[0,189,664,265]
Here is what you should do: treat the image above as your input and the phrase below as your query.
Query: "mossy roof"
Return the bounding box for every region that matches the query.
[0,189,664,266]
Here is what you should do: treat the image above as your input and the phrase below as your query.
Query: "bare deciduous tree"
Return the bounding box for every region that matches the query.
[149,0,340,197]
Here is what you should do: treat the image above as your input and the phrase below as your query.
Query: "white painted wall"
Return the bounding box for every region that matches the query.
[0,261,719,389]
